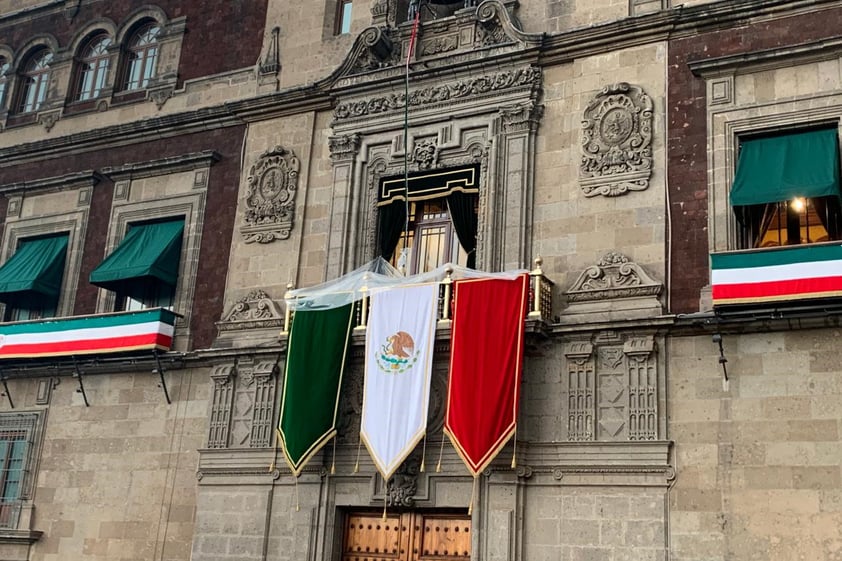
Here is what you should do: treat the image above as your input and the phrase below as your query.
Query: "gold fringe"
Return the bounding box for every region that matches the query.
[420,433,427,473]
[436,435,446,473]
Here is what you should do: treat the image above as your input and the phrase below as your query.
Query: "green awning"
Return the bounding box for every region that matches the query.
[90,219,184,291]
[731,128,841,206]
[0,234,68,306]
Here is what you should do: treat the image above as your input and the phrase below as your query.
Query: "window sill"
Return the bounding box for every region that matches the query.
[0,529,43,544]
[3,113,38,129]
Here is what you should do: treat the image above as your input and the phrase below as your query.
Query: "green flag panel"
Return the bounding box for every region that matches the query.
[90,219,184,290]
[279,304,354,476]
[731,128,841,206]
[0,234,68,306]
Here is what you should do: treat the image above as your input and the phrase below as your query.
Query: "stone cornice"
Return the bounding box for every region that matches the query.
[101,150,221,180]
[0,169,102,194]
[688,36,842,77]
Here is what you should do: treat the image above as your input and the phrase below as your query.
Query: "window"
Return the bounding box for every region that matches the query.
[377,166,478,274]
[0,234,68,322]
[16,49,52,113]
[75,34,112,101]
[90,218,184,311]
[0,413,41,530]
[732,127,842,249]
[0,57,9,109]
[122,22,159,91]
[335,0,353,34]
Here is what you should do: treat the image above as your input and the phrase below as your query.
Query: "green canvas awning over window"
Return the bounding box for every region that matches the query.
[90,219,184,291]
[0,234,68,305]
[731,128,841,206]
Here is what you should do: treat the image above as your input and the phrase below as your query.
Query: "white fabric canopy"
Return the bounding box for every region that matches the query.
[287,257,527,311]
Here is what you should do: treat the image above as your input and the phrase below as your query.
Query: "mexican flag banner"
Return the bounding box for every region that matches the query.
[279,304,354,477]
[445,274,529,476]
[361,284,438,481]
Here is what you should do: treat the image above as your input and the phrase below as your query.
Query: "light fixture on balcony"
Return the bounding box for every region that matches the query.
[791,197,806,213]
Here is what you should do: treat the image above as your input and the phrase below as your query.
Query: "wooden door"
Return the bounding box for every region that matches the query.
[342,512,471,561]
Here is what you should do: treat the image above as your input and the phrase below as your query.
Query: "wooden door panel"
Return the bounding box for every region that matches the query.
[343,512,470,561]
[414,514,471,561]
[342,513,410,561]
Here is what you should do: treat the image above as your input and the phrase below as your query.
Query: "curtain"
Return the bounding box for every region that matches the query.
[377,201,406,260]
[811,196,842,240]
[446,191,478,269]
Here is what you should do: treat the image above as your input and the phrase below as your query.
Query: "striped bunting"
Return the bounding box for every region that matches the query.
[711,244,842,306]
[0,308,176,359]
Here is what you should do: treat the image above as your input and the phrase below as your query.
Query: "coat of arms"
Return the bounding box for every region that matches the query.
[376,331,419,374]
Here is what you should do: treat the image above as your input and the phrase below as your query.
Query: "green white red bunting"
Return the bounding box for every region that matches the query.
[0,308,176,359]
[711,243,842,306]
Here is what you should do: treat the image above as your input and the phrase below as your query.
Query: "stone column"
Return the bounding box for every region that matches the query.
[326,133,361,279]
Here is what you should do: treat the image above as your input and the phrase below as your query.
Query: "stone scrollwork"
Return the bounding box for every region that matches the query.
[217,290,284,331]
[565,252,662,303]
[241,145,299,243]
[411,140,437,169]
[349,26,400,75]
[580,83,653,197]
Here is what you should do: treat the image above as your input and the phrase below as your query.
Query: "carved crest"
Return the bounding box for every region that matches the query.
[218,290,284,331]
[580,83,653,197]
[410,140,437,169]
[241,145,299,243]
[565,252,662,303]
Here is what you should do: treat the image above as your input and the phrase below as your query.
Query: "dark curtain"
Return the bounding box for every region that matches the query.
[377,201,406,260]
[736,203,776,248]
[447,191,478,269]
[811,196,842,240]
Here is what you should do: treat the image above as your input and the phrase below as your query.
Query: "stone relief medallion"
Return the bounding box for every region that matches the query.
[241,145,300,243]
[580,83,653,197]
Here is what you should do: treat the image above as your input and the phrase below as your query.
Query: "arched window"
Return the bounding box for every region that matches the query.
[122,23,159,91]
[0,57,9,109]
[76,34,112,101]
[17,49,52,113]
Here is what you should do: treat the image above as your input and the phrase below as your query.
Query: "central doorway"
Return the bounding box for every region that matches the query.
[342,511,471,561]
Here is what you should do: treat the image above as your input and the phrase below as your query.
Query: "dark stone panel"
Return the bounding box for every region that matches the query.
[667,7,842,313]
[0,0,268,85]
[2,125,246,351]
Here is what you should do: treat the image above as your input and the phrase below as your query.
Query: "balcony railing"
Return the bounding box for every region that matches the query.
[710,242,842,308]
[282,258,555,335]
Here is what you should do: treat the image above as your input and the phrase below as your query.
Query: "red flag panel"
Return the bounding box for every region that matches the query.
[444,274,529,476]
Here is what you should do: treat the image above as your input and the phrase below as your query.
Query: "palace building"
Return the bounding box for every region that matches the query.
[0,0,840,560]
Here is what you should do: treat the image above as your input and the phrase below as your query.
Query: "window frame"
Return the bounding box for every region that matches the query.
[120,21,160,92]
[74,33,112,102]
[15,48,52,114]
[0,56,9,111]
[0,412,44,531]
[334,0,353,35]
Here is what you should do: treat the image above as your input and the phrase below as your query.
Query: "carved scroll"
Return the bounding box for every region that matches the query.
[580,83,653,197]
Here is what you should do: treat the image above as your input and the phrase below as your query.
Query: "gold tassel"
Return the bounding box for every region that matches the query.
[382,477,389,521]
[468,476,478,516]
[269,428,282,472]
[330,437,337,475]
[294,476,300,512]
[354,437,362,473]
[436,435,446,473]
[420,433,427,473]
[511,428,517,469]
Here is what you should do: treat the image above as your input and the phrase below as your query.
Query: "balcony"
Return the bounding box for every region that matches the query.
[710,242,842,310]
[280,259,555,338]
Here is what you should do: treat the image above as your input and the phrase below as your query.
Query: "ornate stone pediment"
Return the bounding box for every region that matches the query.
[241,145,299,243]
[217,290,284,331]
[562,253,663,322]
[580,83,653,197]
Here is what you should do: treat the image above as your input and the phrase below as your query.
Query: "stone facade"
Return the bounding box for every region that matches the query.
[0,0,839,560]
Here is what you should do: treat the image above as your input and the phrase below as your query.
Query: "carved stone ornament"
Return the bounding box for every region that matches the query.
[241,145,300,243]
[348,26,400,75]
[565,252,662,303]
[411,140,437,169]
[385,450,421,507]
[329,133,361,162]
[580,83,653,197]
[37,109,61,132]
[149,85,175,110]
[217,290,284,331]
[334,66,541,121]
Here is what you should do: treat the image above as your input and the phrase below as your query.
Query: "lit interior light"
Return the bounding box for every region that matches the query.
[791,197,806,212]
